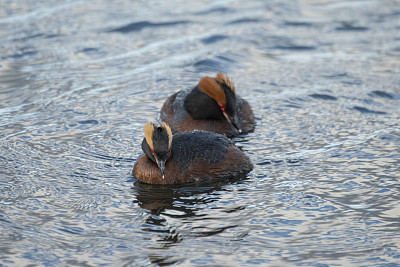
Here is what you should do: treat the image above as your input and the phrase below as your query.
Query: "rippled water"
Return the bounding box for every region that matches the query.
[1,0,400,266]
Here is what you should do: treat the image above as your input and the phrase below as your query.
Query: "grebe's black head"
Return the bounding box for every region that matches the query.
[184,73,240,131]
[141,122,172,178]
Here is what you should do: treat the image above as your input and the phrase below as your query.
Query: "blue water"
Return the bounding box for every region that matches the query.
[1,0,400,266]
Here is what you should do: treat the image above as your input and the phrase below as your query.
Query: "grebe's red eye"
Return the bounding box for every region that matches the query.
[219,104,224,109]
[151,150,155,154]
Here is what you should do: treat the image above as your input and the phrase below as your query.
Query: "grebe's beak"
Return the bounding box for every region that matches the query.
[223,112,241,132]
[156,158,166,179]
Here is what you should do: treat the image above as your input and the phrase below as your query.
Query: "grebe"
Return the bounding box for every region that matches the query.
[160,73,255,137]
[133,122,253,184]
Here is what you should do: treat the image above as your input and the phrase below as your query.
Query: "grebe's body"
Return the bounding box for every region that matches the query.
[160,73,255,138]
[133,122,253,184]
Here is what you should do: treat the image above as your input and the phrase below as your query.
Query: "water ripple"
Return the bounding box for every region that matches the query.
[107,20,190,33]
[1,0,400,266]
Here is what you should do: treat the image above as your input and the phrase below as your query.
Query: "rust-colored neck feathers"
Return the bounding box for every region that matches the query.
[198,73,236,106]
[144,122,172,151]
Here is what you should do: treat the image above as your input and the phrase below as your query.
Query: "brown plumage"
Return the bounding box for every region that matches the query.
[132,122,253,184]
[160,73,255,138]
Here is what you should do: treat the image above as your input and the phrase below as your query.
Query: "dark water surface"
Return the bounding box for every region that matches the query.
[1,0,400,266]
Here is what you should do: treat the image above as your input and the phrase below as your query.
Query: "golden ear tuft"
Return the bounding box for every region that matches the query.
[216,73,236,95]
[198,76,219,92]
[161,122,173,150]
[144,122,155,151]
[198,76,226,106]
